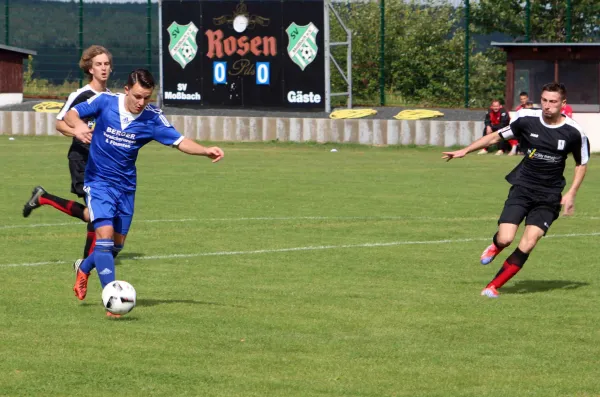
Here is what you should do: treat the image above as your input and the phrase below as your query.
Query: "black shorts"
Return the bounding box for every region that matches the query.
[68,158,86,198]
[498,185,562,235]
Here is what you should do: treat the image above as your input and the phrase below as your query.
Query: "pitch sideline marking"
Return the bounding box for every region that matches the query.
[1,231,598,269]
[0,215,512,231]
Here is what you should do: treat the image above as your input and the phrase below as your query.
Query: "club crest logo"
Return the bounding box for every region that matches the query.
[167,22,199,69]
[286,22,319,71]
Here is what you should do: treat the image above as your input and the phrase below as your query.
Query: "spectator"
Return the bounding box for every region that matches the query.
[524,100,534,109]
[562,103,573,118]
[515,91,529,111]
[478,100,511,155]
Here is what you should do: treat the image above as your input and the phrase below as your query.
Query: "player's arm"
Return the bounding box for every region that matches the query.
[55,120,77,137]
[64,109,93,144]
[562,134,590,216]
[442,131,503,161]
[64,93,106,144]
[152,112,224,162]
[176,138,224,162]
[443,114,523,161]
[55,92,79,137]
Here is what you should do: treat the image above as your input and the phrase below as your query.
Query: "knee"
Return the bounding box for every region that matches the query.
[496,232,514,248]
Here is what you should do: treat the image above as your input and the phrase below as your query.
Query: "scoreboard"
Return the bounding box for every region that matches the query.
[161,0,325,109]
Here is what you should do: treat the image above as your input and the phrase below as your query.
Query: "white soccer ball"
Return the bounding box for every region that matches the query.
[102,280,136,315]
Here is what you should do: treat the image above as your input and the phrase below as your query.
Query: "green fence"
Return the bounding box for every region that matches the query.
[1,0,598,107]
[0,0,157,96]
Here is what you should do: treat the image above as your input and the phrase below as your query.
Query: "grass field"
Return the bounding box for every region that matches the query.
[1,136,600,397]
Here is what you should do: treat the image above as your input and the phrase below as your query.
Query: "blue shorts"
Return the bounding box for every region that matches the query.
[84,183,135,235]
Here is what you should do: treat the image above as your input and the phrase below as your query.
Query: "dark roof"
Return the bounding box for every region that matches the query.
[492,41,600,48]
[0,44,37,56]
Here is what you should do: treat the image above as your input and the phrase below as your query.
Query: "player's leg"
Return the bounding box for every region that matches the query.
[483,225,544,297]
[102,192,134,318]
[480,186,528,265]
[110,190,135,259]
[482,195,560,298]
[23,158,90,220]
[74,184,116,300]
[22,186,89,221]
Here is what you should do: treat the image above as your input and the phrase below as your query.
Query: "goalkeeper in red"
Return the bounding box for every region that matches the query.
[442,83,589,298]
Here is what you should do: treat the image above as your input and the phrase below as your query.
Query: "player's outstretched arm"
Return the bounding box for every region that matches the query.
[561,164,587,216]
[442,132,502,161]
[176,138,224,163]
[64,109,93,144]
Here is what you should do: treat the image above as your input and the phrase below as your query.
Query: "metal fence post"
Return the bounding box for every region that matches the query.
[379,0,385,106]
[464,0,469,108]
[147,0,152,71]
[4,0,8,45]
[566,0,572,42]
[79,0,83,88]
[525,0,530,42]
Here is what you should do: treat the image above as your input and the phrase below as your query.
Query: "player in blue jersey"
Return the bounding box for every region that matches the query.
[63,69,224,317]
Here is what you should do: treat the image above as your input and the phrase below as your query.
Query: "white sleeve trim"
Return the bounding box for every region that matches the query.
[56,91,79,120]
[497,125,514,140]
[172,136,184,147]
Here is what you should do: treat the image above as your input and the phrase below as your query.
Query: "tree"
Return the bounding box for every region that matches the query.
[330,0,505,107]
[471,0,600,42]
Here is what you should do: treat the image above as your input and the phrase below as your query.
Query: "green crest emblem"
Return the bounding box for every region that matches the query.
[286,22,319,71]
[167,22,199,69]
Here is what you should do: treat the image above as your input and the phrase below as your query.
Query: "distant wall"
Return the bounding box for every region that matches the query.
[1,110,598,151]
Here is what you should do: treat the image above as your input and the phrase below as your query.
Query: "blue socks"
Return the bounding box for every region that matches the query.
[78,239,116,289]
[95,239,115,289]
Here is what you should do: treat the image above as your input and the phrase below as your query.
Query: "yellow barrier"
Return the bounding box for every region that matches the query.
[32,102,64,113]
[329,109,377,119]
[393,109,444,120]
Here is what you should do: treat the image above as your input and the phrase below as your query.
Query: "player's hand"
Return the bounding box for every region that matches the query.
[73,125,93,144]
[561,193,576,216]
[205,146,224,163]
[442,149,467,162]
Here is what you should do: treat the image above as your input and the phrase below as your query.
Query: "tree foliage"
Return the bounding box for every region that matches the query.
[330,1,505,107]
[471,0,600,42]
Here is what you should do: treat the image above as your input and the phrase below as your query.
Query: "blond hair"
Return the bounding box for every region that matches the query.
[79,45,113,80]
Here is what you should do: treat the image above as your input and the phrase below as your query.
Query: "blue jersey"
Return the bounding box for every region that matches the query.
[74,93,184,191]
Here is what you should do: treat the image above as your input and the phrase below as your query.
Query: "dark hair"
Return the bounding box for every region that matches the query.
[519,91,528,97]
[127,69,155,89]
[541,82,567,100]
[79,45,113,80]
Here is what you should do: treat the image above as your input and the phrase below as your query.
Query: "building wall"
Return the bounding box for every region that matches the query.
[0,51,25,93]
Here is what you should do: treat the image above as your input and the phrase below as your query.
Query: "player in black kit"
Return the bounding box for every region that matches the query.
[22,45,113,270]
[442,83,589,298]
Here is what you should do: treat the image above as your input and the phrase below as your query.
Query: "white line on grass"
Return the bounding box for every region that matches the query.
[2,231,598,269]
[0,215,501,231]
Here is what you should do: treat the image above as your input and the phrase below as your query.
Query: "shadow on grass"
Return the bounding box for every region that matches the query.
[137,298,245,309]
[502,279,589,294]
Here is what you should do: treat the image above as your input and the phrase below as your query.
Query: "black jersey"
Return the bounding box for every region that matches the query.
[56,85,106,160]
[498,109,589,193]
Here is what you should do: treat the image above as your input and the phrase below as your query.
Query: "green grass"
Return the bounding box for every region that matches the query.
[1,136,600,397]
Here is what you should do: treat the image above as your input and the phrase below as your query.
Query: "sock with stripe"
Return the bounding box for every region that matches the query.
[95,239,116,289]
[83,223,96,259]
[113,244,123,258]
[487,247,530,289]
[39,192,86,222]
